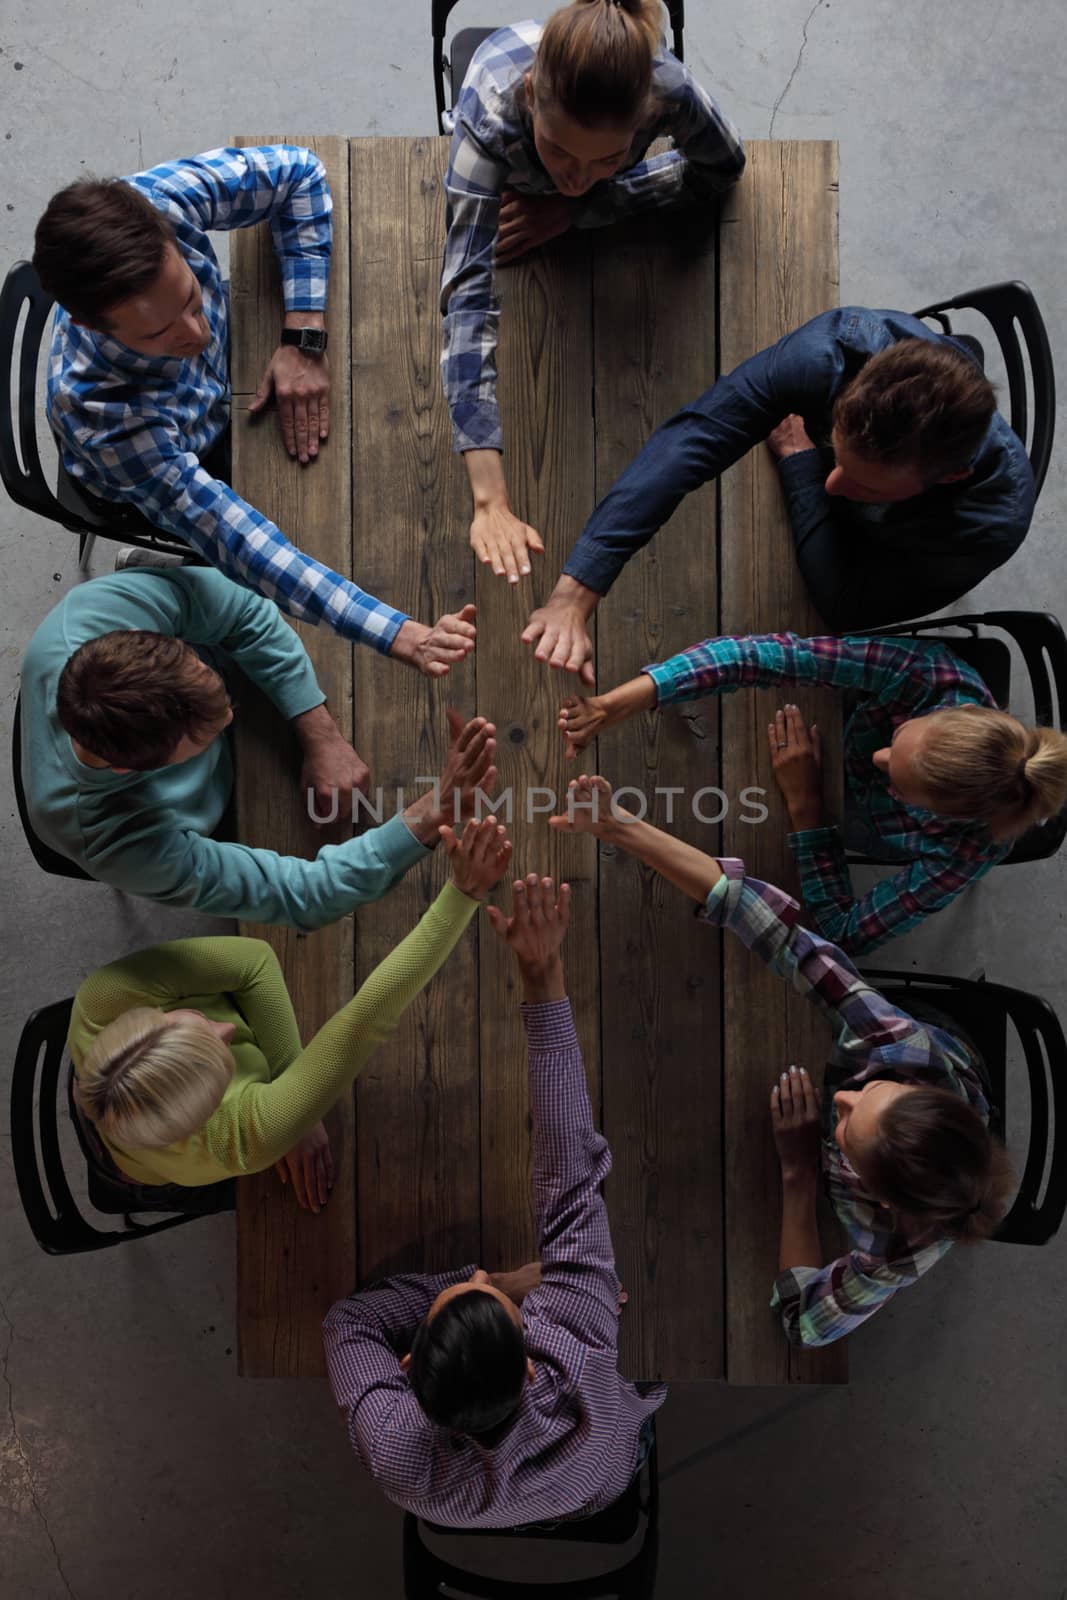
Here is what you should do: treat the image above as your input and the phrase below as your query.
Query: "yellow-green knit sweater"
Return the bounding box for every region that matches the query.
[67,882,479,1186]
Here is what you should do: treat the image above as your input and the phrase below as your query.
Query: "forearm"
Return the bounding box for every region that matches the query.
[519,955,566,1004]
[592,672,658,732]
[778,1175,822,1275]
[598,813,724,903]
[464,447,510,511]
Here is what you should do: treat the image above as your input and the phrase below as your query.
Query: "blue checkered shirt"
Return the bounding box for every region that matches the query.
[47,145,409,651]
[441,20,745,453]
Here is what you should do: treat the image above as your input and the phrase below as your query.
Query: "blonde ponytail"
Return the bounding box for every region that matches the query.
[532,0,664,128]
[914,705,1067,841]
[79,1006,234,1151]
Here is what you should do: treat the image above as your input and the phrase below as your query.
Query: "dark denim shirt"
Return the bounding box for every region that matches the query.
[564,308,1035,628]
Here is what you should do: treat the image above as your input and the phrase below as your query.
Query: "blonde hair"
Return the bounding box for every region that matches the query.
[913,705,1067,840]
[78,1007,233,1151]
[531,0,663,128]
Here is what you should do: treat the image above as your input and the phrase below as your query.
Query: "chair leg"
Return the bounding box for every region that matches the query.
[78,531,97,571]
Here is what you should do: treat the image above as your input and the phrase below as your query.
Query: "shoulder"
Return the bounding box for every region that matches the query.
[454,22,541,143]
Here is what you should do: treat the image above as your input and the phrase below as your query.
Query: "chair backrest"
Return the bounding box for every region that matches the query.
[11,692,97,881]
[403,1426,658,1597]
[432,0,685,133]
[10,997,203,1254]
[0,259,88,529]
[862,969,1067,1247]
[914,280,1056,499]
[866,609,1067,867]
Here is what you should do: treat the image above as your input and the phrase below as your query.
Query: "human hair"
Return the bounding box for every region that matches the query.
[832,338,996,481]
[56,631,230,770]
[78,1006,233,1150]
[530,0,663,128]
[33,176,175,326]
[912,705,1067,841]
[408,1290,527,1435]
[863,1086,1014,1242]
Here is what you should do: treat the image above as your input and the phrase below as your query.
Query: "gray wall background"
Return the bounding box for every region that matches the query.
[1,2,1064,1596]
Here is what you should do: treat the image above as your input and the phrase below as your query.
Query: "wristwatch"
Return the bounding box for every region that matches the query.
[281,327,328,355]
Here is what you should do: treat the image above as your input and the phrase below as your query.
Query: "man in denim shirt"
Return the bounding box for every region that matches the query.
[523,308,1035,681]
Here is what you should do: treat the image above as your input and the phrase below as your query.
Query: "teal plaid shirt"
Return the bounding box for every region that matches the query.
[647,631,1011,953]
[701,861,990,1348]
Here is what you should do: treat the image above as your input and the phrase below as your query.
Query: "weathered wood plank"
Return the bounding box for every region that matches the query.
[719,141,846,1384]
[348,136,482,1284]
[231,134,355,1378]
[476,210,602,1271]
[591,206,724,1381]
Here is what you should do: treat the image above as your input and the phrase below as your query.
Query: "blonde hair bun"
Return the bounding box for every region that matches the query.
[78,1006,234,1151]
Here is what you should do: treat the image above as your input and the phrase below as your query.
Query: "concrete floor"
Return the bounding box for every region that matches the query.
[2,2,1065,1596]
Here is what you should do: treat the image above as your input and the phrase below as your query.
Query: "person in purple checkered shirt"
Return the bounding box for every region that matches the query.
[323,872,664,1528]
[557,631,1067,953]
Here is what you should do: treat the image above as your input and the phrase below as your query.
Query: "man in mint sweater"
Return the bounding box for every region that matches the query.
[19,567,496,929]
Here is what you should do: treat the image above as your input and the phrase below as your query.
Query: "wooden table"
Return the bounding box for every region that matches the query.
[230,134,845,1386]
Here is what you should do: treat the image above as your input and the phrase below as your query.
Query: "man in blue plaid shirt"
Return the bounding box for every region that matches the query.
[33,146,478,752]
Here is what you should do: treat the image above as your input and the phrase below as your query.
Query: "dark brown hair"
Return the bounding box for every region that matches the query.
[864,1085,1014,1242]
[530,0,663,127]
[913,705,1067,841]
[57,631,230,769]
[833,338,996,481]
[33,178,175,325]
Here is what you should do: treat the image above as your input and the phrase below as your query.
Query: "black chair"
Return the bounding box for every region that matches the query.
[914,280,1055,499]
[403,1421,658,1598]
[11,997,235,1256]
[862,969,1067,1246]
[433,1,686,133]
[851,610,1067,867]
[12,693,95,881]
[0,259,191,567]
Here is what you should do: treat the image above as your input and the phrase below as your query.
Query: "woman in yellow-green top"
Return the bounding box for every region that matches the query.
[68,818,512,1212]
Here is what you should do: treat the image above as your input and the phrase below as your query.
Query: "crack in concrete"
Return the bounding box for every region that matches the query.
[0,1294,78,1600]
[768,0,828,139]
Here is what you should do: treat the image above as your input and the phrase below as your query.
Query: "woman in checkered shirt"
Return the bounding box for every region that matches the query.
[440,1,744,585]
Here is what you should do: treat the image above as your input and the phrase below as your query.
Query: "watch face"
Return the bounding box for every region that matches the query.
[300,328,328,353]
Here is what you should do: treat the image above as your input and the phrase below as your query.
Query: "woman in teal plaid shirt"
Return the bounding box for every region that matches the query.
[559,631,1067,953]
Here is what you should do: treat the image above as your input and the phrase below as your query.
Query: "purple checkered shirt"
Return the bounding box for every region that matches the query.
[323,999,665,1528]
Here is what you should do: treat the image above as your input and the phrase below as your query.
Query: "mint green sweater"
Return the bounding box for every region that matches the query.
[68,881,479,1186]
[20,567,429,928]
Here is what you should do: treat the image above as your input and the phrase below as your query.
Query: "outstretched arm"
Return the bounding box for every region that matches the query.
[487,876,621,1347]
[549,775,724,902]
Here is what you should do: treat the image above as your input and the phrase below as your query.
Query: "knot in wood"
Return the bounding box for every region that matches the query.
[507,724,526,745]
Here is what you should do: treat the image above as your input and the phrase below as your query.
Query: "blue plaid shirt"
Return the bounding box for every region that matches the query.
[647,632,1011,953]
[47,146,409,651]
[441,20,745,453]
[702,862,990,1348]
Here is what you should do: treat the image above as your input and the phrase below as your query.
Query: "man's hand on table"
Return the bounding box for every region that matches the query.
[293,703,371,826]
[766,413,818,460]
[767,704,824,832]
[389,606,478,678]
[275,1119,334,1213]
[522,576,598,687]
[403,709,498,846]
[496,190,573,266]
[249,312,330,465]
